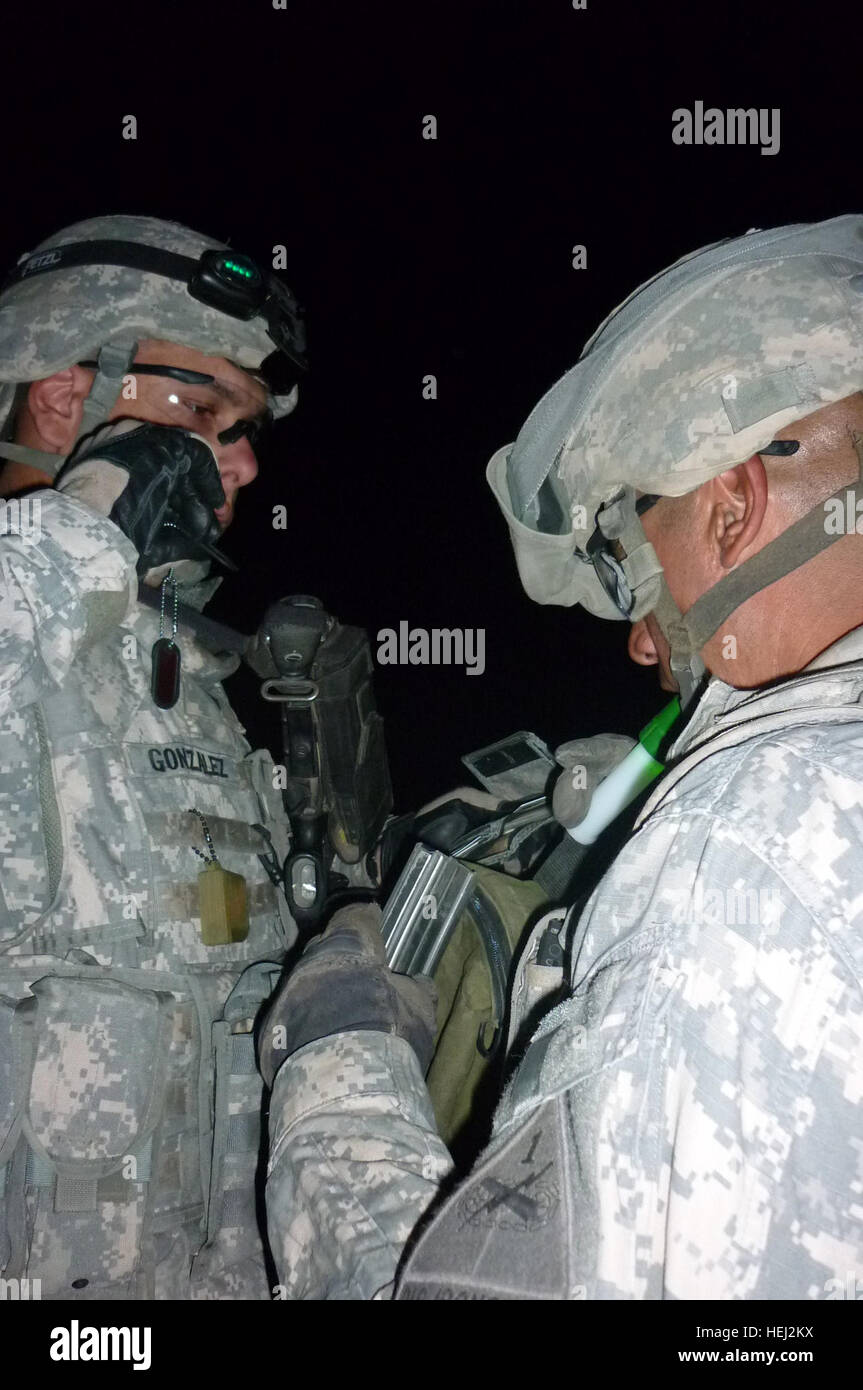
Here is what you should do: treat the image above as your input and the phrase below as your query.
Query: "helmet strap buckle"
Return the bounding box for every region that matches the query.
[73,340,138,450]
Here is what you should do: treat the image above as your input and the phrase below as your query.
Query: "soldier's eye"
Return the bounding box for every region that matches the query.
[182,400,215,418]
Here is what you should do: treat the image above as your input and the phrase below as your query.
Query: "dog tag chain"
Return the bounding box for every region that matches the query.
[189,807,249,945]
[151,569,181,709]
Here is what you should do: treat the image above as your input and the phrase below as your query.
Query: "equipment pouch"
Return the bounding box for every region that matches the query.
[21,976,170,1175]
[7,974,172,1297]
[192,961,281,1295]
[425,866,549,1147]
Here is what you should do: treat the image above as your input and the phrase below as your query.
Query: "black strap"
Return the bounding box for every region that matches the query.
[3,241,198,294]
[533,833,591,900]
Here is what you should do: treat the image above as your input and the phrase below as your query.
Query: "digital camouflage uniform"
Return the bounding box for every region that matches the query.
[266,631,863,1299]
[0,490,295,1299]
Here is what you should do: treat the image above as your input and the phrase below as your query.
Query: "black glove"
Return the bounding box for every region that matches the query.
[55,420,226,574]
[258,902,438,1088]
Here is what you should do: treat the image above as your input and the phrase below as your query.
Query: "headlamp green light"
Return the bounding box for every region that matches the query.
[189,250,267,318]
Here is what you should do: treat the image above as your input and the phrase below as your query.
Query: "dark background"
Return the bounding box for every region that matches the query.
[1,0,858,808]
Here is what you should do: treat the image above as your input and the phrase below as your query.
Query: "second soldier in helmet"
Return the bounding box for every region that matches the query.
[262,214,863,1300]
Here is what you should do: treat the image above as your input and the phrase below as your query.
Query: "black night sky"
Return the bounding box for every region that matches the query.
[2,0,859,808]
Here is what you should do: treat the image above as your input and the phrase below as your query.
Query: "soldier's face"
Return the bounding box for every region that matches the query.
[103,339,270,531]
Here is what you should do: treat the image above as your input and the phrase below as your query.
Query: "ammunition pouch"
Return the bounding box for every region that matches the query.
[425,866,549,1147]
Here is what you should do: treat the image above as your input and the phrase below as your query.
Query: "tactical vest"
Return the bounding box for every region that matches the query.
[0,600,294,1299]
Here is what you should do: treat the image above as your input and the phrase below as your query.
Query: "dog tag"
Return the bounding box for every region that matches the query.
[198,860,249,945]
[151,637,181,710]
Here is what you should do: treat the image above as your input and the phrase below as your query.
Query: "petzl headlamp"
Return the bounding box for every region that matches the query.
[2,240,308,393]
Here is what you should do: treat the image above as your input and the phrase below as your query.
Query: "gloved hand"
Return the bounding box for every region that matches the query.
[258,902,438,1088]
[552,732,638,830]
[55,419,226,574]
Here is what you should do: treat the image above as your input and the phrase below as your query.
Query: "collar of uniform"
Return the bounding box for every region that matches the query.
[801,623,863,672]
[178,573,223,612]
[141,559,223,614]
[668,621,863,763]
[126,591,241,684]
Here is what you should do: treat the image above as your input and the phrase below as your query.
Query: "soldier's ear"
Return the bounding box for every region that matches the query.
[23,366,93,453]
[711,454,769,570]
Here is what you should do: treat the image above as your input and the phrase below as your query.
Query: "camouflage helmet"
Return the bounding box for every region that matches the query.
[487,214,863,706]
[0,213,306,473]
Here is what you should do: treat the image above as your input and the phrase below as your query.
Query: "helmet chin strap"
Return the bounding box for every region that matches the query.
[650,580,708,711]
[0,341,137,480]
[596,485,708,711]
[601,430,863,712]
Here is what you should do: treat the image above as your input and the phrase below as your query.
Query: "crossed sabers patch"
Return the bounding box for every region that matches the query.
[457,1128,560,1231]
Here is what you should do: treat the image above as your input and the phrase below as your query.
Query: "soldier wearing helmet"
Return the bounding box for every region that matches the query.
[0,214,306,1298]
[261,215,863,1299]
